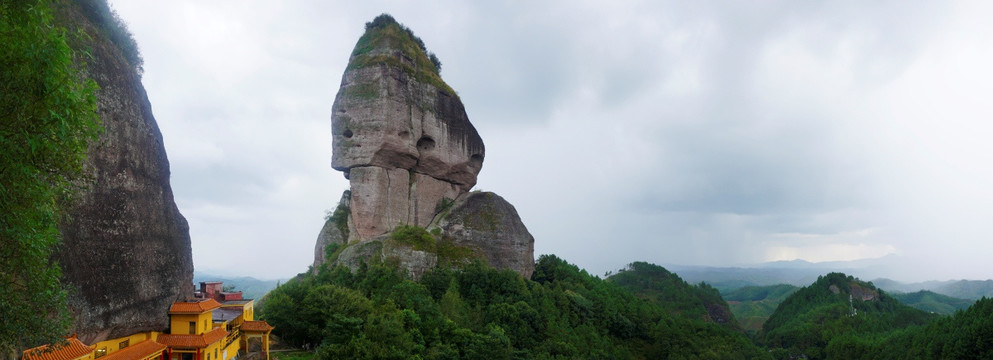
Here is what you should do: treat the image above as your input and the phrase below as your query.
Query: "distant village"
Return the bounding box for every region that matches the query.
[23,282,273,360]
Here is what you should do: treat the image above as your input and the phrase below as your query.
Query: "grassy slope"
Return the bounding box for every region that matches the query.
[721,284,799,333]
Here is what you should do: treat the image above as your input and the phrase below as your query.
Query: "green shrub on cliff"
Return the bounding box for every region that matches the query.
[0,0,101,353]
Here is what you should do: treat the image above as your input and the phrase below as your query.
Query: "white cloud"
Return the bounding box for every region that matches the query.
[110,1,993,281]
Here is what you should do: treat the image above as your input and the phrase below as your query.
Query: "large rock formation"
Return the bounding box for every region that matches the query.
[53,0,194,344]
[436,192,536,277]
[315,15,533,278]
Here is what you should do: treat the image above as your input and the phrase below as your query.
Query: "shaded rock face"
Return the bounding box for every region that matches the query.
[54,1,193,344]
[437,192,535,279]
[318,16,533,278]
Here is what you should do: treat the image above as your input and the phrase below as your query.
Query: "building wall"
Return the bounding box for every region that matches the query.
[169,313,212,335]
[221,338,240,360]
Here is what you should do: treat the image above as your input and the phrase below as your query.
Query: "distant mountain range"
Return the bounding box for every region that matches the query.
[192,271,287,300]
[667,256,993,300]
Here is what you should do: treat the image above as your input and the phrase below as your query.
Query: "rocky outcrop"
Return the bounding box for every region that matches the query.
[313,191,350,271]
[330,15,484,242]
[53,0,193,344]
[317,15,533,278]
[849,283,879,301]
[436,192,535,278]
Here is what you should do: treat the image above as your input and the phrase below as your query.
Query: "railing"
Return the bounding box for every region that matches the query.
[225,325,241,348]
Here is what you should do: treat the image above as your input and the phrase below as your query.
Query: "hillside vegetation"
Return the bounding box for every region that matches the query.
[890,290,974,315]
[826,297,993,359]
[608,262,741,331]
[260,253,768,359]
[760,273,935,359]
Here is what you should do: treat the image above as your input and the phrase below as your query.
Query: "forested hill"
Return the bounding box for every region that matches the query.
[827,297,993,359]
[260,254,769,359]
[607,262,741,331]
[760,272,935,359]
[890,290,975,315]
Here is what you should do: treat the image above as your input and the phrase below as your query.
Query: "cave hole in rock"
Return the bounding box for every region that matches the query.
[343,129,353,138]
[470,154,483,167]
[398,130,410,139]
[417,136,436,151]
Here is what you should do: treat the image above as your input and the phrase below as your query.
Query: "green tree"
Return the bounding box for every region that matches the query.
[0,0,102,353]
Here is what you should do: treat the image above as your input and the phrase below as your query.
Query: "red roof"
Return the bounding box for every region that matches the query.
[169,299,222,314]
[102,339,166,360]
[22,336,93,360]
[240,321,273,332]
[156,327,228,349]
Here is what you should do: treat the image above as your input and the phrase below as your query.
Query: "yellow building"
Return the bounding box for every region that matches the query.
[23,334,168,360]
[22,284,272,360]
[91,331,162,359]
[157,299,228,360]
[101,339,167,360]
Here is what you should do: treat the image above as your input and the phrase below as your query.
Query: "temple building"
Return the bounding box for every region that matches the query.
[22,282,273,360]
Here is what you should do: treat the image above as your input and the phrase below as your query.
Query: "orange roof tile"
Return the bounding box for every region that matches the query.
[22,336,94,360]
[240,321,273,332]
[102,339,166,360]
[156,328,227,349]
[169,299,222,314]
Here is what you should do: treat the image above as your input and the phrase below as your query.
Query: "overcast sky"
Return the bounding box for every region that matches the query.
[110,1,993,282]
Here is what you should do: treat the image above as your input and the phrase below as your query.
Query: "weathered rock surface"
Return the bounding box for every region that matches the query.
[330,17,484,242]
[313,191,350,271]
[53,0,193,344]
[318,15,534,278]
[435,192,535,279]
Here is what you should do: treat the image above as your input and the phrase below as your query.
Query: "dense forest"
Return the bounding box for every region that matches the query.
[260,252,768,359]
[260,226,993,360]
[759,273,936,358]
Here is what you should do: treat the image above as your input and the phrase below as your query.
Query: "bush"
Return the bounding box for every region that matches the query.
[1,0,101,352]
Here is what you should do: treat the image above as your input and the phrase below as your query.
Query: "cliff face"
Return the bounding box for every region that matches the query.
[316,15,533,278]
[54,0,194,344]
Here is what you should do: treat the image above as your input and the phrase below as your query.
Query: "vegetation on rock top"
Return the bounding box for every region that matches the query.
[347,14,456,97]
[71,0,143,75]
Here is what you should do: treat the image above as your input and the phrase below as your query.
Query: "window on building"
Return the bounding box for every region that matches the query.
[207,353,210,360]
[189,321,196,334]
[215,349,218,358]
[95,348,107,359]
[119,339,129,349]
